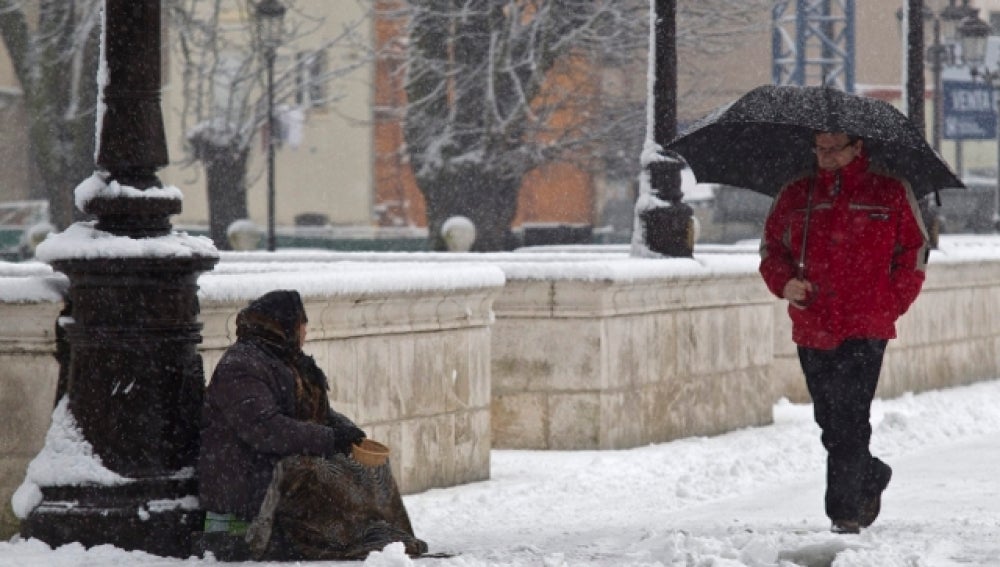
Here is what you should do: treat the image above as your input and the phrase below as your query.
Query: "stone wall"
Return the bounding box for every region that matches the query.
[0,301,62,539]
[491,272,777,449]
[883,260,1000,397]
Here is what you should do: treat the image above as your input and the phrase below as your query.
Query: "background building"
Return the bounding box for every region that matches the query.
[159,0,376,232]
[2,1,1000,250]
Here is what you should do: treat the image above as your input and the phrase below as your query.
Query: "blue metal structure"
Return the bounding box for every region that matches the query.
[773,0,856,92]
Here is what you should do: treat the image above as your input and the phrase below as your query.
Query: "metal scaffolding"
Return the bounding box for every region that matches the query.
[772,0,856,92]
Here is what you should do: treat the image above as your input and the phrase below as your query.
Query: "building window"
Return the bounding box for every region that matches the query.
[990,11,1000,35]
[296,50,328,109]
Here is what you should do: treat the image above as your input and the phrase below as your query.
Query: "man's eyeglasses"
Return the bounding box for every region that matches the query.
[812,141,856,155]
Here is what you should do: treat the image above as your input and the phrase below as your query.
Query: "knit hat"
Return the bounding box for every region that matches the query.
[236,289,307,342]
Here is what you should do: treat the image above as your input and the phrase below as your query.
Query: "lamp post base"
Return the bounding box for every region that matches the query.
[640,204,695,257]
[20,479,203,558]
[23,252,217,557]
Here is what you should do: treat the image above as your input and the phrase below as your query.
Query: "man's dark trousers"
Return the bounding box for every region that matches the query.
[798,338,891,522]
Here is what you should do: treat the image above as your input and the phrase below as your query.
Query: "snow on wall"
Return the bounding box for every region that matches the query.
[5,236,1000,306]
[0,275,67,303]
[198,262,507,304]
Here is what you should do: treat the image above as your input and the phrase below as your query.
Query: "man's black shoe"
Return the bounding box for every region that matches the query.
[858,493,881,528]
[831,519,860,534]
[859,463,892,528]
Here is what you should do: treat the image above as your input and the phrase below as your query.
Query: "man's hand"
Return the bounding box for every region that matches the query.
[783,278,815,304]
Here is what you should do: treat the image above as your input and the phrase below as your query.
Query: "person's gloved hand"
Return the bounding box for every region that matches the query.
[332,424,366,455]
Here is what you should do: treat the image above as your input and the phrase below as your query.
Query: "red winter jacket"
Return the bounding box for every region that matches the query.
[759,153,928,350]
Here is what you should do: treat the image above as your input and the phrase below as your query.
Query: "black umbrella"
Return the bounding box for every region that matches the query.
[666,84,963,201]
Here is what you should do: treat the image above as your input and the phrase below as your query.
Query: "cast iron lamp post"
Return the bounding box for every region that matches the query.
[257,0,286,252]
[958,12,1000,231]
[900,0,968,151]
[634,0,694,258]
[900,0,970,246]
[19,0,218,557]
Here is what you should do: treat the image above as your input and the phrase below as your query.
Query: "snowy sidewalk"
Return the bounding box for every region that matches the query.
[4,380,1000,566]
[655,435,1000,566]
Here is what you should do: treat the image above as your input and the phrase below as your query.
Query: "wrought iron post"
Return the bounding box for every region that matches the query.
[256,0,285,251]
[957,10,1000,231]
[266,49,277,251]
[906,0,925,134]
[901,0,945,247]
[20,0,218,557]
[639,0,694,257]
[931,18,945,153]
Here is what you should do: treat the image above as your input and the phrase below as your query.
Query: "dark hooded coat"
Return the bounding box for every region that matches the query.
[198,290,360,520]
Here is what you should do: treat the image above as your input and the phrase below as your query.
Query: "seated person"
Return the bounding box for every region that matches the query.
[198,289,427,560]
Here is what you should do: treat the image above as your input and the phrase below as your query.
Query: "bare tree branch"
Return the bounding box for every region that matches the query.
[164,0,370,247]
[0,0,102,229]
[374,0,767,250]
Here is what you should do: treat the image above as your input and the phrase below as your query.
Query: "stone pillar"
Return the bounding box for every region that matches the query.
[19,0,218,557]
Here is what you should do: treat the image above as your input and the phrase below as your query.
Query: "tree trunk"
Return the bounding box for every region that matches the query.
[200,143,250,251]
[30,110,97,229]
[1,2,101,230]
[422,165,520,251]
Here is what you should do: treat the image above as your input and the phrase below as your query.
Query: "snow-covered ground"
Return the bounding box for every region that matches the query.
[3,378,1000,566]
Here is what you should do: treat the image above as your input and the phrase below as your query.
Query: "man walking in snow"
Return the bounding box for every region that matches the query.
[759,131,929,534]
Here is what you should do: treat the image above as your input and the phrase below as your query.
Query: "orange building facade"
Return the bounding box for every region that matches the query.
[369,2,615,231]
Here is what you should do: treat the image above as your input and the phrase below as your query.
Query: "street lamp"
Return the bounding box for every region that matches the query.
[634,0,694,258]
[896,0,975,152]
[19,0,218,556]
[899,1,973,246]
[256,0,286,251]
[959,12,1000,231]
[933,3,968,153]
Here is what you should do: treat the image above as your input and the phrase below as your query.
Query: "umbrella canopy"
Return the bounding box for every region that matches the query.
[666,85,963,200]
